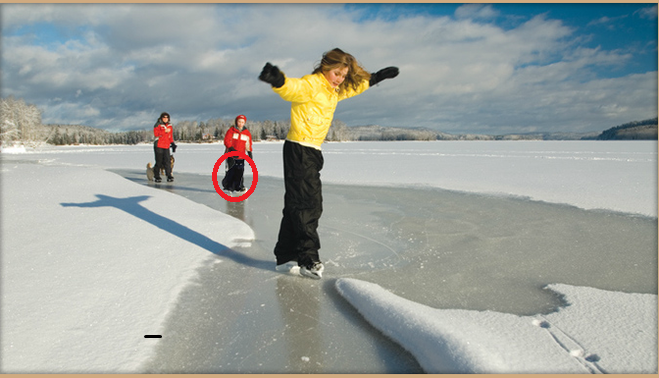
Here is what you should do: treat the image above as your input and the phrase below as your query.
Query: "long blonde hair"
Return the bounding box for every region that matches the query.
[312,48,370,93]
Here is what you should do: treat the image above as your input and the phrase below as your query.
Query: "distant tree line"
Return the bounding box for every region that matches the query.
[1,96,656,147]
[46,124,151,145]
[597,117,658,140]
[0,96,355,146]
[45,118,321,145]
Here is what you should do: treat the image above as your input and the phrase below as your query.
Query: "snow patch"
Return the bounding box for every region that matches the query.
[336,278,657,374]
[1,163,254,373]
[0,145,27,154]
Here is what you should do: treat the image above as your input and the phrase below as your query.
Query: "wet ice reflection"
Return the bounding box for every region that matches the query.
[322,183,656,315]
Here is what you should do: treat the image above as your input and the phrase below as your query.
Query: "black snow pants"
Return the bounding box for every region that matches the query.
[154,146,172,180]
[274,140,324,267]
[222,158,245,191]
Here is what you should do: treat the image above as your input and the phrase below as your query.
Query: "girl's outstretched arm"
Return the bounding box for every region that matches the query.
[369,66,399,86]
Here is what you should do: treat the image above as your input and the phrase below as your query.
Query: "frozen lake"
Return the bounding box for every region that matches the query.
[110,140,655,372]
[108,168,655,372]
[19,140,656,216]
[2,140,656,373]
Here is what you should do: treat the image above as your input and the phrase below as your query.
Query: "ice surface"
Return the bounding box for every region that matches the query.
[114,172,422,373]
[322,181,656,315]
[1,141,656,373]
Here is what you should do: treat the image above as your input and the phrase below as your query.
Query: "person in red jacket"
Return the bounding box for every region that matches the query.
[222,114,253,193]
[153,112,176,182]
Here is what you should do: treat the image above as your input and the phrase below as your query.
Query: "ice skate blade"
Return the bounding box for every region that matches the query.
[275,261,299,275]
[300,267,323,280]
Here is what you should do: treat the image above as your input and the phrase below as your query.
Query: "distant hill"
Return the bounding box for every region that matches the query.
[596,118,658,140]
[345,118,657,141]
[493,131,602,141]
[344,126,601,141]
[344,125,446,141]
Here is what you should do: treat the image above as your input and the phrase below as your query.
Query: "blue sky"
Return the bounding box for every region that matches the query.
[348,3,657,76]
[2,3,657,135]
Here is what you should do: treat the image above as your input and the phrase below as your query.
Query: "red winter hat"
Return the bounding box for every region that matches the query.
[236,115,246,123]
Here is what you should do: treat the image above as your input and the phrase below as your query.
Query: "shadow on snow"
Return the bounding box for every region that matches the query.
[60,194,271,271]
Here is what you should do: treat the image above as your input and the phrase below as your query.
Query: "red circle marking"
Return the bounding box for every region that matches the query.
[212,151,258,202]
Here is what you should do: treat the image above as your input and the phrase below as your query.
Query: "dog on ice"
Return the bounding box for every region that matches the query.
[147,155,175,181]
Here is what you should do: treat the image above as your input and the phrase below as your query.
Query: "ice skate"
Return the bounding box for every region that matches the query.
[276,260,299,275]
[300,262,324,280]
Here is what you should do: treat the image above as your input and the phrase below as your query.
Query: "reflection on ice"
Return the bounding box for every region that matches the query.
[322,182,657,315]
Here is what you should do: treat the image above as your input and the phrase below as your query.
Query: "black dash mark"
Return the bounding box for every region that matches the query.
[144,335,162,338]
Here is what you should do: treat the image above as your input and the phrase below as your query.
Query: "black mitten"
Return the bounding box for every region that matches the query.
[170,142,177,153]
[258,62,285,88]
[369,66,399,86]
[248,150,253,159]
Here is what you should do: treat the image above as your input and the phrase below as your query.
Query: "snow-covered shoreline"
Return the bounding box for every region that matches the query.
[1,162,254,372]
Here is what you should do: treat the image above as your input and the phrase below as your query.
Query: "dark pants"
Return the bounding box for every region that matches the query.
[274,141,324,267]
[154,146,172,179]
[222,158,245,191]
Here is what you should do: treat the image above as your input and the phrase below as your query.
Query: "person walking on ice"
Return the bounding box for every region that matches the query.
[153,112,177,183]
[258,48,399,279]
[222,114,253,194]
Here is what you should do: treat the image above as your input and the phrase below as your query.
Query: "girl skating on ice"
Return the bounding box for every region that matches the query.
[259,48,399,279]
[222,114,253,193]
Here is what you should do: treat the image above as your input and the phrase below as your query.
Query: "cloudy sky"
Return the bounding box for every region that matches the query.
[2,3,657,135]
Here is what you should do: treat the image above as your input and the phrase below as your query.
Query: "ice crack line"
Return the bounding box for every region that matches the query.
[533,316,606,374]
[324,225,402,261]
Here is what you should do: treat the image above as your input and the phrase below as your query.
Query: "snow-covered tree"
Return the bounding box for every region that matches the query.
[0,97,20,145]
[0,96,47,147]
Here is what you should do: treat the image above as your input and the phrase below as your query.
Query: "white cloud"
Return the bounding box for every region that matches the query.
[1,4,656,134]
[635,5,658,20]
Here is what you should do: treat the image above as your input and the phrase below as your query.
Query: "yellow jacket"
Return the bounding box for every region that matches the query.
[273,72,370,149]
